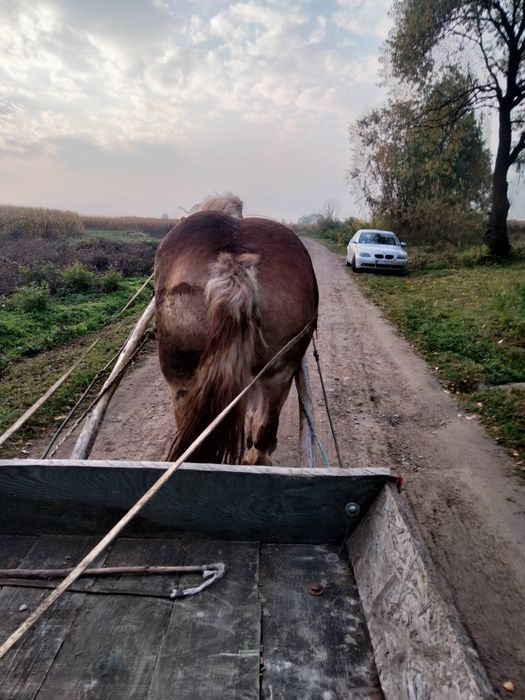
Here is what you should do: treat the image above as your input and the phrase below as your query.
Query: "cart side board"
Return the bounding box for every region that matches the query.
[347,483,495,700]
[0,459,389,543]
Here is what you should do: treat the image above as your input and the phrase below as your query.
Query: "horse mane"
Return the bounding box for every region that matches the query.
[189,192,243,218]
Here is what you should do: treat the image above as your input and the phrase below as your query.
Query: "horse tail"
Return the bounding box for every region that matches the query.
[167,252,261,464]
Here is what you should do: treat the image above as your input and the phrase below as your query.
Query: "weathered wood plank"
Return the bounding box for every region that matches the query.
[0,460,389,543]
[149,540,261,700]
[347,483,495,700]
[0,537,37,571]
[0,536,105,700]
[259,543,382,700]
[36,538,184,700]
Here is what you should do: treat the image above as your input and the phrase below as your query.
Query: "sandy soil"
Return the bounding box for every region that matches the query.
[41,238,525,696]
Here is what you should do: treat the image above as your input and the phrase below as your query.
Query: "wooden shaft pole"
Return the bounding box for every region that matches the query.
[294,356,316,468]
[70,298,156,459]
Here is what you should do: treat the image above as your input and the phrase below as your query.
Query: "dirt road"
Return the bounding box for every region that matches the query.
[48,237,525,695]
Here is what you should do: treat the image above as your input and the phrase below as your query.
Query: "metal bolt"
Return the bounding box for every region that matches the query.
[307,583,324,596]
[345,502,360,517]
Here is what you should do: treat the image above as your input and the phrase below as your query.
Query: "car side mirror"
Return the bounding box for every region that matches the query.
[400,242,407,247]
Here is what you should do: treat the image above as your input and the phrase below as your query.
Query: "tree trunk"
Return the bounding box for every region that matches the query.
[484,106,512,258]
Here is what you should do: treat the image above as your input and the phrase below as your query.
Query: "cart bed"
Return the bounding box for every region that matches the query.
[0,533,381,699]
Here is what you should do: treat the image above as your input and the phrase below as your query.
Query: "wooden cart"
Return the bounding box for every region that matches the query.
[0,457,494,699]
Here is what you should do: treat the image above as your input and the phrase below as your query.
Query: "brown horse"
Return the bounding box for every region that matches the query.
[154,196,318,465]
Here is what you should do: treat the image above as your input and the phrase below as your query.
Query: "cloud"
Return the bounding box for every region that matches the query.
[0,0,395,218]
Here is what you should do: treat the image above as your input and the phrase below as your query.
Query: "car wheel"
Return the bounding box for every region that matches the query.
[351,256,361,272]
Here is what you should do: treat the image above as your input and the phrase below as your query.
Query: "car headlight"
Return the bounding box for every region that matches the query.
[359,252,371,258]
[396,254,407,260]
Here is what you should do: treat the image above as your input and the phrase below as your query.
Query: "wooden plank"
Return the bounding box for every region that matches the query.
[36,537,184,700]
[294,356,316,468]
[0,537,37,571]
[347,483,495,700]
[0,460,389,543]
[149,540,260,700]
[0,536,105,700]
[259,543,382,700]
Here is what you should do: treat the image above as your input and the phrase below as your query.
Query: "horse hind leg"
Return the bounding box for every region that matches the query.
[243,371,294,466]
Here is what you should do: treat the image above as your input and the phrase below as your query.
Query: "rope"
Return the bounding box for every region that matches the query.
[0,314,316,660]
[312,335,345,469]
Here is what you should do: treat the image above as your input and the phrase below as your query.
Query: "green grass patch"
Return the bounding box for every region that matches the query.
[0,277,150,367]
[0,308,154,458]
[82,229,161,244]
[465,389,525,476]
[351,258,525,466]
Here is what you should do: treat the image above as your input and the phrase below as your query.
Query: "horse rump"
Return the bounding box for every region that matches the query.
[166,251,262,464]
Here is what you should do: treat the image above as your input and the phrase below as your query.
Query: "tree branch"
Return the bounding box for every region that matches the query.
[509,130,525,164]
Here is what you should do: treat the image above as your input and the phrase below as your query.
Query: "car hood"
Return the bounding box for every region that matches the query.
[356,244,406,257]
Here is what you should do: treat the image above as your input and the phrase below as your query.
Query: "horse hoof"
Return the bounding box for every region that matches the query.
[243,447,272,466]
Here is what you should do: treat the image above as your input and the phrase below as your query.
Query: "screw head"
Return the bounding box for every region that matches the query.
[345,502,360,517]
[307,583,324,596]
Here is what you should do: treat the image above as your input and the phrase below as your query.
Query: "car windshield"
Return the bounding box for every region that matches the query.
[359,232,398,246]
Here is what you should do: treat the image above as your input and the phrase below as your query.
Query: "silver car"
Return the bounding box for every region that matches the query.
[346,229,409,274]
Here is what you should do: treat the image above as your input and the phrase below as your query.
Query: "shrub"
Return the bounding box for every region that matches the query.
[61,263,94,292]
[100,269,123,292]
[21,262,64,294]
[10,284,50,312]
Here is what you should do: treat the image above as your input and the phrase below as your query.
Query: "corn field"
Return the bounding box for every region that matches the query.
[0,205,84,239]
[0,206,179,239]
[81,215,179,236]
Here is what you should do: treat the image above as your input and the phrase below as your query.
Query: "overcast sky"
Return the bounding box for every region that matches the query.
[1,0,523,221]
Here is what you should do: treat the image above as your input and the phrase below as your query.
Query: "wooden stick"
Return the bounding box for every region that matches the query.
[0,564,216,579]
[70,298,156,459]
[116,274,153,317]
[0,316,315,660]
[0,338,100,449]
[294,356,316,468]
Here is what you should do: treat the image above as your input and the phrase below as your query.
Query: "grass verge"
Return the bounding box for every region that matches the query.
[0,277,150,366]
[353,261,525,471]
[0,285,154,459]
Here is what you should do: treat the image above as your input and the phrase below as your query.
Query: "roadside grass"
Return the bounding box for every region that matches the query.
[351,260,525,470]
[0,277,150,366]
[0,300,154,459]
[81,229,162,244]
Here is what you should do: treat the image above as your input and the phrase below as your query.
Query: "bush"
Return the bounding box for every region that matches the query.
[21,262,64,294]
[10,284,50,312]
[61,263,94,292]
[100,269,123,292]
[375,199,485,249]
